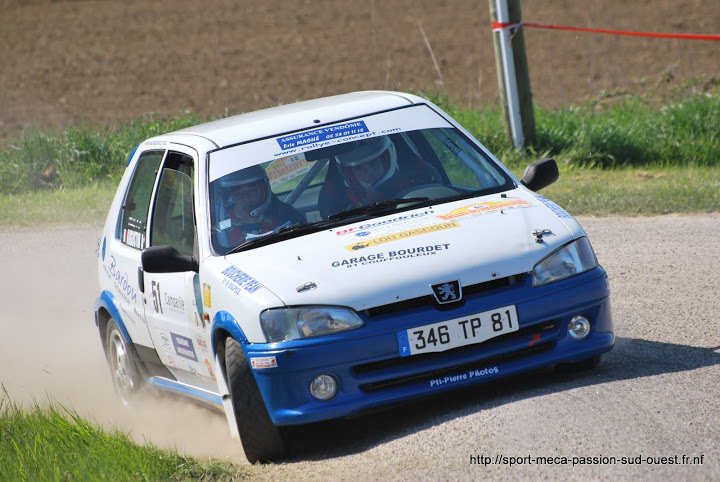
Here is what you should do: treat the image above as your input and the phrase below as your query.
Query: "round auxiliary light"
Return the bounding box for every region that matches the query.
[310,374,338,401]
[568,315,591,340]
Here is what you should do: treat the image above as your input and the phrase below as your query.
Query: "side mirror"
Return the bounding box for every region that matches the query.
[141,245,198,273]
[521,158,559,192]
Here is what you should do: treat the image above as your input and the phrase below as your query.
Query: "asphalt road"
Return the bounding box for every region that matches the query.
[1,214,718,480]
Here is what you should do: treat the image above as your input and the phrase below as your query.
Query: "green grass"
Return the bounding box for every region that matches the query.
[1,77,715,227]
[2,165,715,228]
[0,392,247,481]
[516,166,720,215]
[0,181,116,227]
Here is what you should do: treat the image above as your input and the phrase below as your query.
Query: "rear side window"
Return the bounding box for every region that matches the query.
[118,150,164,249]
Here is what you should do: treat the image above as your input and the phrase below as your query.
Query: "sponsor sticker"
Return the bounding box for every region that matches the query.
[332,243,451,268]
[251,356,278,369]
[221,266,262,295]
[436,198,532,221]
[334,211,435,237]
[171,333,198,362]
[202,283,212,307]
[344,222,460,251]
[266,154,314,187]
[428,367,499,388]
[276,121,369,150]
[122,229,145,249]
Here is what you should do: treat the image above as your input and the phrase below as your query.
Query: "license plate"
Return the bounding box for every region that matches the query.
[397,305,519,357]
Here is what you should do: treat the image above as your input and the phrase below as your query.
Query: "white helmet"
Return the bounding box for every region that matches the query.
[219,165,272,218]
[336,136,398,190]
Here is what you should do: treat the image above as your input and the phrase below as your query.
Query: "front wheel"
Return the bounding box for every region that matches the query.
[105,318,144,405]
[225,337,287,463]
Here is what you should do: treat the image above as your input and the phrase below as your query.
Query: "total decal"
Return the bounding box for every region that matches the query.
[332,243,450,268]
[436,197,532,221]
[429,366,499,388]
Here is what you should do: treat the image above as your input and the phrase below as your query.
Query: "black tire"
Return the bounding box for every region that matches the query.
[225,336,287,463]
[105,318,144,405]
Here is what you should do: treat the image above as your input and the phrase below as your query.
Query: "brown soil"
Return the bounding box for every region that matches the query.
[1,0,718,142]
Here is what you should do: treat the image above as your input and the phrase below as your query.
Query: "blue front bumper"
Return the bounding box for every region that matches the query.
[244,267,614,426]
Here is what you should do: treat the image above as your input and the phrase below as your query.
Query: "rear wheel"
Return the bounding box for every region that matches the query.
[225,337,287,463]
[105,318,143,405]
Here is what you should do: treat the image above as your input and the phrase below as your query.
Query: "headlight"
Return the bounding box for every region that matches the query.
[260,306,365,342]
[532,237,598,287]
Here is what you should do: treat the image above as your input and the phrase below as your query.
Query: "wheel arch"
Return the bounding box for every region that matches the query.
[94,290,133,348]
[211,310,251,383]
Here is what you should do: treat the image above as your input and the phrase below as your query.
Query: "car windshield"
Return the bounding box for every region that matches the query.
[208,105,514,254]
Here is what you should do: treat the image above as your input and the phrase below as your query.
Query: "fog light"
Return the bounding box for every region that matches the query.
[568,315,591,340]
[310,374,337,401]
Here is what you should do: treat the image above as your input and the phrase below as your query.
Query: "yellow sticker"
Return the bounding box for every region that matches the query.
[437,199,531,221]
[344,222,460,251]
[202,283,212,307]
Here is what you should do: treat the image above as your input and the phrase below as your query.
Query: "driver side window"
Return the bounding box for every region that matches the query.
[150,152,195,257]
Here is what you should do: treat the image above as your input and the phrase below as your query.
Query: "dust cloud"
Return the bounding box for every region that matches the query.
[0,226,245,462]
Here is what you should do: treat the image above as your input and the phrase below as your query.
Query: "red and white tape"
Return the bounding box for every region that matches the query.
[491,21,720,41]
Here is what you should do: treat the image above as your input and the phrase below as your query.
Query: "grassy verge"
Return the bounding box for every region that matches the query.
[0,80,717,228]
[1,165,717,228]
[0,181,116,227]
[0,393,247,481]
[513,166,720,216]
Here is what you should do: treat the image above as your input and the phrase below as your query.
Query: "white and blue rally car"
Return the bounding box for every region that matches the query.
[95,91,614,463]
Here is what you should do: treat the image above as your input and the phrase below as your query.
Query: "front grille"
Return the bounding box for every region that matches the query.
[358,342,553,392]
[363,274,525,317]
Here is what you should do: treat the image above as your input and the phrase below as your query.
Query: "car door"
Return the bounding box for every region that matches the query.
[105,149,165,349]
[142,147,216,390]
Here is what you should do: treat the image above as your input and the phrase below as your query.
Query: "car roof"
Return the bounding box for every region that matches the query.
[161,91,423,149]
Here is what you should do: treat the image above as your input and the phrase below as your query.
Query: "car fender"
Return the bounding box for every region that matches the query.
[94,290,132,344]
[211,310,250,349]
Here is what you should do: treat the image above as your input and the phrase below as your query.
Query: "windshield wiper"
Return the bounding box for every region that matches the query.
[328,197,430,222]
[225,197,431,254]
[225,220,337,254]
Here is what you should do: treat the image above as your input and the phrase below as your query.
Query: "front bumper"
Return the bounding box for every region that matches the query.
[244,267,614,426]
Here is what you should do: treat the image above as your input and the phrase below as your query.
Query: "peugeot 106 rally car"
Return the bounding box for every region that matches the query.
[95,91,614,463]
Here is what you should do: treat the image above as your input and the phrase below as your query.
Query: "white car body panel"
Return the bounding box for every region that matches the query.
[225,190,576,314]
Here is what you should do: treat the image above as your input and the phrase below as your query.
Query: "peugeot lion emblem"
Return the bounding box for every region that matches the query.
[431,280,462,304]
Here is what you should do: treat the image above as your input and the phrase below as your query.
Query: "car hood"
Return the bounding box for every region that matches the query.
[224,189,584,310]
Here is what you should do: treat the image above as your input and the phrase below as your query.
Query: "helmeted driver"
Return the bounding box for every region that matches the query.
[219,165,304,244]
[318,135,440,218]
[337,136,399,197]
